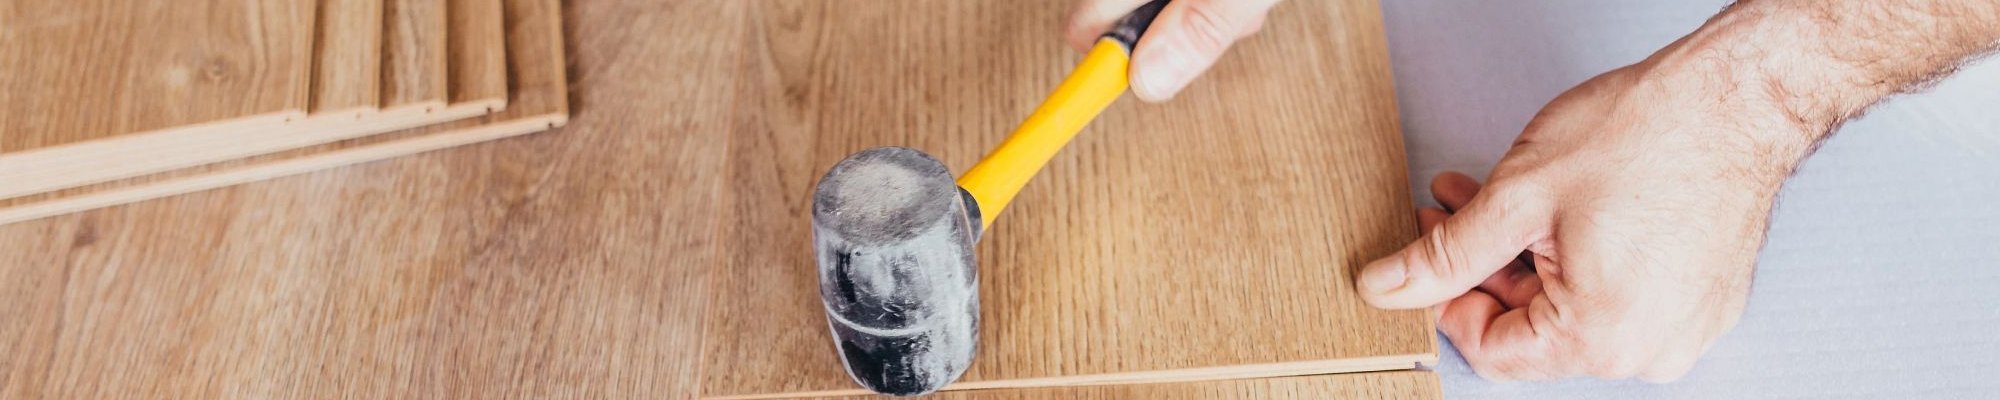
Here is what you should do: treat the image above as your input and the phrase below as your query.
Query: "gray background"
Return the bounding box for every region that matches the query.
[1379,1,2000,398]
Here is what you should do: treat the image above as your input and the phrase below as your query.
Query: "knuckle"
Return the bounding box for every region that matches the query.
[1461,350,1525,382]
[1178,1,1240,53]
[1482,178,1546,216]
[1475,179,1551,244]
[1061,3,1093,33]
[1064,21,1092,40]
[1551,328,1606,367]
[1549,325,1588,349]
[1419,224,1471,279]
[1568,287,1634,318]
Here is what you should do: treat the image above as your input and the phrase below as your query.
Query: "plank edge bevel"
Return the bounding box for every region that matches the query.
[0,114,564,226]
[0,101,498,201]
[699,353,1437,400]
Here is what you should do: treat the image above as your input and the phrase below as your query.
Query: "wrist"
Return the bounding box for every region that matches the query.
[1668,0,2000,133]
[1624,1,1892,180]
[1654,1,1876,134]
[1612,7,1832,183]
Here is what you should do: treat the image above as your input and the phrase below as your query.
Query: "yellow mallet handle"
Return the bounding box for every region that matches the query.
[956,39,1131,229]
[955,0,1167,230]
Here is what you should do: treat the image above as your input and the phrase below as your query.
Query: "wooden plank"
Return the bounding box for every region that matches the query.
[0,0,314,152]
[0,0,508,209]
[823,371,1441,400]
[448,0,509,109]
[382,0,449,109]
[0,219,83,399]
[311,0,385,116]
[0,1,752,398]
[0,0,603,397]
[0,1,1438,398]
[0,0,546,225]
[699,0,1432,398]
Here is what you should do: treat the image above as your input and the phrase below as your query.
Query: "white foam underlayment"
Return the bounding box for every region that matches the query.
[1382,1,2000,398]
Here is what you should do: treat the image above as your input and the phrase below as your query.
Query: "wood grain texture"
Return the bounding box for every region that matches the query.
[0,0,314,152]
[383,0,450,109]
[0,0,507,209]
[448,0,509,109]
[823,371,1440,400]
[312,0,386,115]
[0,0,556,225]
[0,0,600,398]
[0,0,1432,399]
[700,0,1430,398]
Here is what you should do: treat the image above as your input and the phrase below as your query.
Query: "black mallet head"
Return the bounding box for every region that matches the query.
[810,147,982,396]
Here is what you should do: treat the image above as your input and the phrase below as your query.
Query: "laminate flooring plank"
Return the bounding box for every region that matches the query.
[0,0,508,210]
[0,220,85,399]
[448,0,509,109]
[383,0,449,109]
[0,0,609,397]
[701,1,1432,398]
[0,0,550,225]
[312,0,385,116]
[0,0,314,152]
[0,0,336,200]
[820,371,1441,400]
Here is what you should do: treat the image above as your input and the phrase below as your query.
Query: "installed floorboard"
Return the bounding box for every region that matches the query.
[0,219,82,399]
[0,0,597,397]
[383,0,450,109]
[0,0,316,152]
[700,0,1431,398]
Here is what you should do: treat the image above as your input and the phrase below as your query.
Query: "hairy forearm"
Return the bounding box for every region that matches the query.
[1754,0,2000,126]
[1659,0,2000,135]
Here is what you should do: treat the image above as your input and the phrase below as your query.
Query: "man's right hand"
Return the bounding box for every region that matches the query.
[1065,0,1283,102]
[1362,0,2000,382]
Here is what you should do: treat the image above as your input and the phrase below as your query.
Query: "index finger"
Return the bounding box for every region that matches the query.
[1439,289,1575,381]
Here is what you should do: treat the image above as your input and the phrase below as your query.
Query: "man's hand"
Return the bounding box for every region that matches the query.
[1370,61,1798,382]
[1358,0,2000,382]
[1065,0,1282,102]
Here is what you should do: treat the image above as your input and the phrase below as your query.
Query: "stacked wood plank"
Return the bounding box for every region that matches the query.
[0,0,566,224]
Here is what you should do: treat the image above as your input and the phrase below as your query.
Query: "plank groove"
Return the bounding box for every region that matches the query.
[699,0,1432,397]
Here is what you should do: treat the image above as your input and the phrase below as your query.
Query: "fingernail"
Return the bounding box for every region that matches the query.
[1130,46,1193,101]
[1359,258,1408,294]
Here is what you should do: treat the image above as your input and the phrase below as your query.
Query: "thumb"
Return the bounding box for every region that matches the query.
[1126,0,1280,101]
[1358,184,1550,309]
